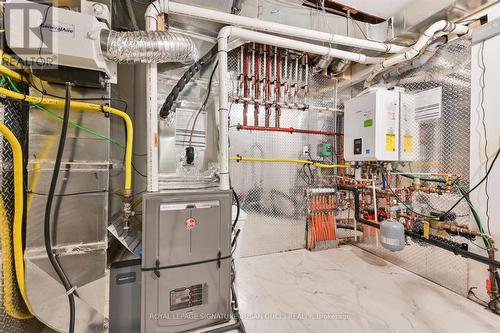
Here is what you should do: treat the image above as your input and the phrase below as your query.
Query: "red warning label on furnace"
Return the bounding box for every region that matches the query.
[185,217,197,230]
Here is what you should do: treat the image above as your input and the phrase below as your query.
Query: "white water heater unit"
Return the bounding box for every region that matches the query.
[344,89,400,161]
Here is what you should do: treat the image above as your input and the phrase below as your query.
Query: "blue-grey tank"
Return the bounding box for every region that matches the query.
[380,219,406,252]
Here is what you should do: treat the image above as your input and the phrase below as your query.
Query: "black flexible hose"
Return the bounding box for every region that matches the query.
[232,188,240,230]
[159,45,218,119]
[158,0,243,119]
[44,82,76,333]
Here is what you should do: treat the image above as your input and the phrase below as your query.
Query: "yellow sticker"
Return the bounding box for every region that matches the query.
[404,135,413,153]
[385,134,396,152]
[423,221,430,239]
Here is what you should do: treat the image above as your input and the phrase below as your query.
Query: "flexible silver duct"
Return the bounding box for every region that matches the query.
[101,30,198,63]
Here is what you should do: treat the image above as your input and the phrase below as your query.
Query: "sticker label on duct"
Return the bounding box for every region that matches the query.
[363,119,373,127]
[170,283,208,311]
[413,87,442,121]
[385,134,396,152]
[403,135,413,153]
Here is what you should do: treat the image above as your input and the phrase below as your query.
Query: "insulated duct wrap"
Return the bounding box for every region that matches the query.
[102,30,198,63]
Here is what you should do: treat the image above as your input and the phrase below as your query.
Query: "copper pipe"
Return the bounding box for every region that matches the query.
[243,45,250,126]
[237,125,342,136]
[254,44,261,126]
[275,48,282,128]
[265,45,272,127]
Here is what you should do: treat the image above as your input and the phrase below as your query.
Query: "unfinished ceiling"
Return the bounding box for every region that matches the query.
[326,0,414,18]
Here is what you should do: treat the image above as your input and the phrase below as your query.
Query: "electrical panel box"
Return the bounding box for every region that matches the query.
[317,143,333,158]
[141,190,232,333]
[344,89,400,161]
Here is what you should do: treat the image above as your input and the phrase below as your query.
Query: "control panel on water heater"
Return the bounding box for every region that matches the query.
[344,89,400,161]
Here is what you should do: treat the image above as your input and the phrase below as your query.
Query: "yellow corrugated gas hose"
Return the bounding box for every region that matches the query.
[0,122,34,318]
[0,50,24,70]
[0,63,24,82]
[230,156,351,169]
[0,86,133,192]
[0,77,133,319]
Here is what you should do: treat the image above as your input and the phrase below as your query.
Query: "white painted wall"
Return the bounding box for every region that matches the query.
[469,3,500,303]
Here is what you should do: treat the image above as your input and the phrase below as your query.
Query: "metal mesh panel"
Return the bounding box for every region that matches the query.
[0,93,43,331]
[355,37,473,296]
[227,47,339,257]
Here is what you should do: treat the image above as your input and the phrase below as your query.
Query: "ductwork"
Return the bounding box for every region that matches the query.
[339,20,469,88]
[100,30,198,63]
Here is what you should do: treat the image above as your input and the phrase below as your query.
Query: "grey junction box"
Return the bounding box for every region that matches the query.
[141,190,233,333]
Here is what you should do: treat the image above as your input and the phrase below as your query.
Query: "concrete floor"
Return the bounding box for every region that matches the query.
[236,246,500,333]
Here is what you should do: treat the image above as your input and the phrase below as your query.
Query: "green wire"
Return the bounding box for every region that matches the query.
[453,182,491,249]
[2,75,125,149]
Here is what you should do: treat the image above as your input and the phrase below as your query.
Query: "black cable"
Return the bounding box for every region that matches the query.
[443,148,499,216]
[30,190,108,197]
[158,0,242,119]
[43,83,76,333]
[25,78,129,113]
[188,61,218,147]
[132,161,147,178]
[232,188,240,230]
[384,150,499,220]
[339,186,500,269]
[159,45,218,119]
[385,179,438,220]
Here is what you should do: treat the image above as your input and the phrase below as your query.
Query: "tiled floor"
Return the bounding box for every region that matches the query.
[43,245,500,332]
[235,246,500,333]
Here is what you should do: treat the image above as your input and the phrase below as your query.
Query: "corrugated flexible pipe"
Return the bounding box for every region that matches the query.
[100,30,198,64]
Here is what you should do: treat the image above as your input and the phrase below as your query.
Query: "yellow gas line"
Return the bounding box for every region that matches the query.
[230,156,351,169]
[0,122,34,317]
[0,86,133,193]
[0,68,134,318]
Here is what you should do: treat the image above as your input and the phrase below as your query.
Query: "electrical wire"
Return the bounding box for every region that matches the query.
[478,41,491,234]
[232,188,240,230]
[384,150,499,220]
[26,77,129,112]
[443,148,499,216]
[2,75,125,148]
[0,80,133,193]
[29,190,108,197]
[43,83,76,333]
[384,175,440,220]
[188,61,218,147]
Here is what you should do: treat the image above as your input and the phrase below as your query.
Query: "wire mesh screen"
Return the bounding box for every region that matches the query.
[355,37,473,296]
[227,47,339,257]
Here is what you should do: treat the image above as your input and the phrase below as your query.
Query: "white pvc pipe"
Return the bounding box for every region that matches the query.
[167,1,405,54]
[340,20,469,88]
[216,26,386,190]
[222,28,384,64]
[218,31,231,190]
[145,3,163,192]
